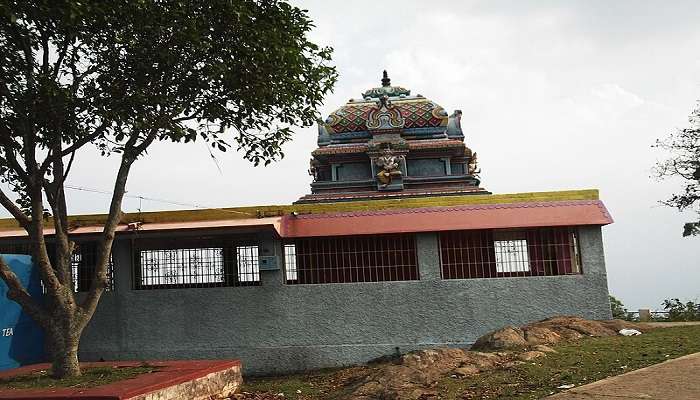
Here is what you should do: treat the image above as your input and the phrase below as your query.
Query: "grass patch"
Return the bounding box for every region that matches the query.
[243,374,325,399]
[241,325,700,399]
[440,325,700,399]
[0,365,158,390]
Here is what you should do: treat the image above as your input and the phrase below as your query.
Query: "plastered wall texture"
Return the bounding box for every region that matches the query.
[79,226,612,375]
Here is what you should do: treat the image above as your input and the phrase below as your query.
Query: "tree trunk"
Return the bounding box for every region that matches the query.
[47,327,81,378]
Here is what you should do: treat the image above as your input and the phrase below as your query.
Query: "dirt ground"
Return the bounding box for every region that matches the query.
[234,316,662,400]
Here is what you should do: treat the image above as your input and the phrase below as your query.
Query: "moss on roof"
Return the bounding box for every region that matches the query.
[0,189,600,232]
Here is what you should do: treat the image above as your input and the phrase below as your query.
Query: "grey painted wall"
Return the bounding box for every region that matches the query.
[78,226,612,375]
[407,158,447,177]
[335,162,372,181]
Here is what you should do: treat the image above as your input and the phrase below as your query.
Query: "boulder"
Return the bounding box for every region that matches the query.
[518,351,546,361]
[400,348,469,373]
[533,345,557,353]
[471,326,527,350]
[343,317,650,400]
[460,351,505,371]
[501,360,526,368]
[523,326,562,345]
[348,349,509,399]
[530,316,617,338]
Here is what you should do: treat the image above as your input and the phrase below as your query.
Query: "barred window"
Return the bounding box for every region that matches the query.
[494,233,530,273]
[236,246,260,283]
[139,247,225,287]
[286,234,418,285]
[71,243,115,292]
[0,241,114,292]
[284,244,298,281]
[440,227,581,279]
[134,239,260,289]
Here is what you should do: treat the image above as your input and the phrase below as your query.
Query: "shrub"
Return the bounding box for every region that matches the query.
[662,298,700,321]
[609,295,629,320]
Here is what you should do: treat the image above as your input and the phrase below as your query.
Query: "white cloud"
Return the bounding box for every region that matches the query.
[591,83,644,108]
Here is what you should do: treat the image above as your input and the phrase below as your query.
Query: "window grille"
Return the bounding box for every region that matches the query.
[134,239,260,289]
[285,234,418,285]
[494,233,530,273]
[0,241,114,292]
[71,243,115,292]
[440,227,581,279]
[139,247,225,287]
[284,244,298,281]
[236,246,260,283]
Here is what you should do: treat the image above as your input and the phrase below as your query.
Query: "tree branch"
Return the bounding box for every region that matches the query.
[78,131,159,326]
[0,137,31,185]
[46,136,73,286]
[0,187,31,230]
[22,136,62,295]
[7,23,35,85]
[41,31,50,75]
[0,256,48,329]
[52,36,72,80]
[25,186,63,295]
[77,160,129,324]
[78,132,146,324]
[39,125,108,172]
[173,105,206,122]
[672,160,695,181]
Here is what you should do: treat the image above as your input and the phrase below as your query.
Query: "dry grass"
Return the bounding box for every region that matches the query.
[0,365,158,390]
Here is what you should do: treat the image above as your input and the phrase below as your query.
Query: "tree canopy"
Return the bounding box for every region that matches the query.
[0,0,336,377]
[654,103,700,236]
[609,295,628,320]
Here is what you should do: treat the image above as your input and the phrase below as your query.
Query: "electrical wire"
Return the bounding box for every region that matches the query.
[63,184,254,216]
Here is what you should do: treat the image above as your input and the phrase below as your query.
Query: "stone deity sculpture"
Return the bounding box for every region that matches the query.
[375,149,403,188]
[308,158,319,181]
[468,152,481,176]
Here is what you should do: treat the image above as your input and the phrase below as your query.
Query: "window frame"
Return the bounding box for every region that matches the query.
[0,240,116,292]
[284,233,419,285]
[71,242,116,292]
[439,227,583,280]
[283,243,298,282]
[493,231,531,275]
[132,237,260,290]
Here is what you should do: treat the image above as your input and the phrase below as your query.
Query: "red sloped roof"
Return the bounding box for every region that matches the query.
[280,200,613,238]
[0,199,612,240]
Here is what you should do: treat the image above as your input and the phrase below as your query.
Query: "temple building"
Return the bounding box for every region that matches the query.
[0,73,614,375]
[299,71,485,203]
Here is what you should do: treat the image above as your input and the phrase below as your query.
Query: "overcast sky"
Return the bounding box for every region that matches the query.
[2,1,699,310]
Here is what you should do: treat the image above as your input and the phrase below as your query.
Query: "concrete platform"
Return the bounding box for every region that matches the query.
[0,360,241,400]
[547,352,700,399]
